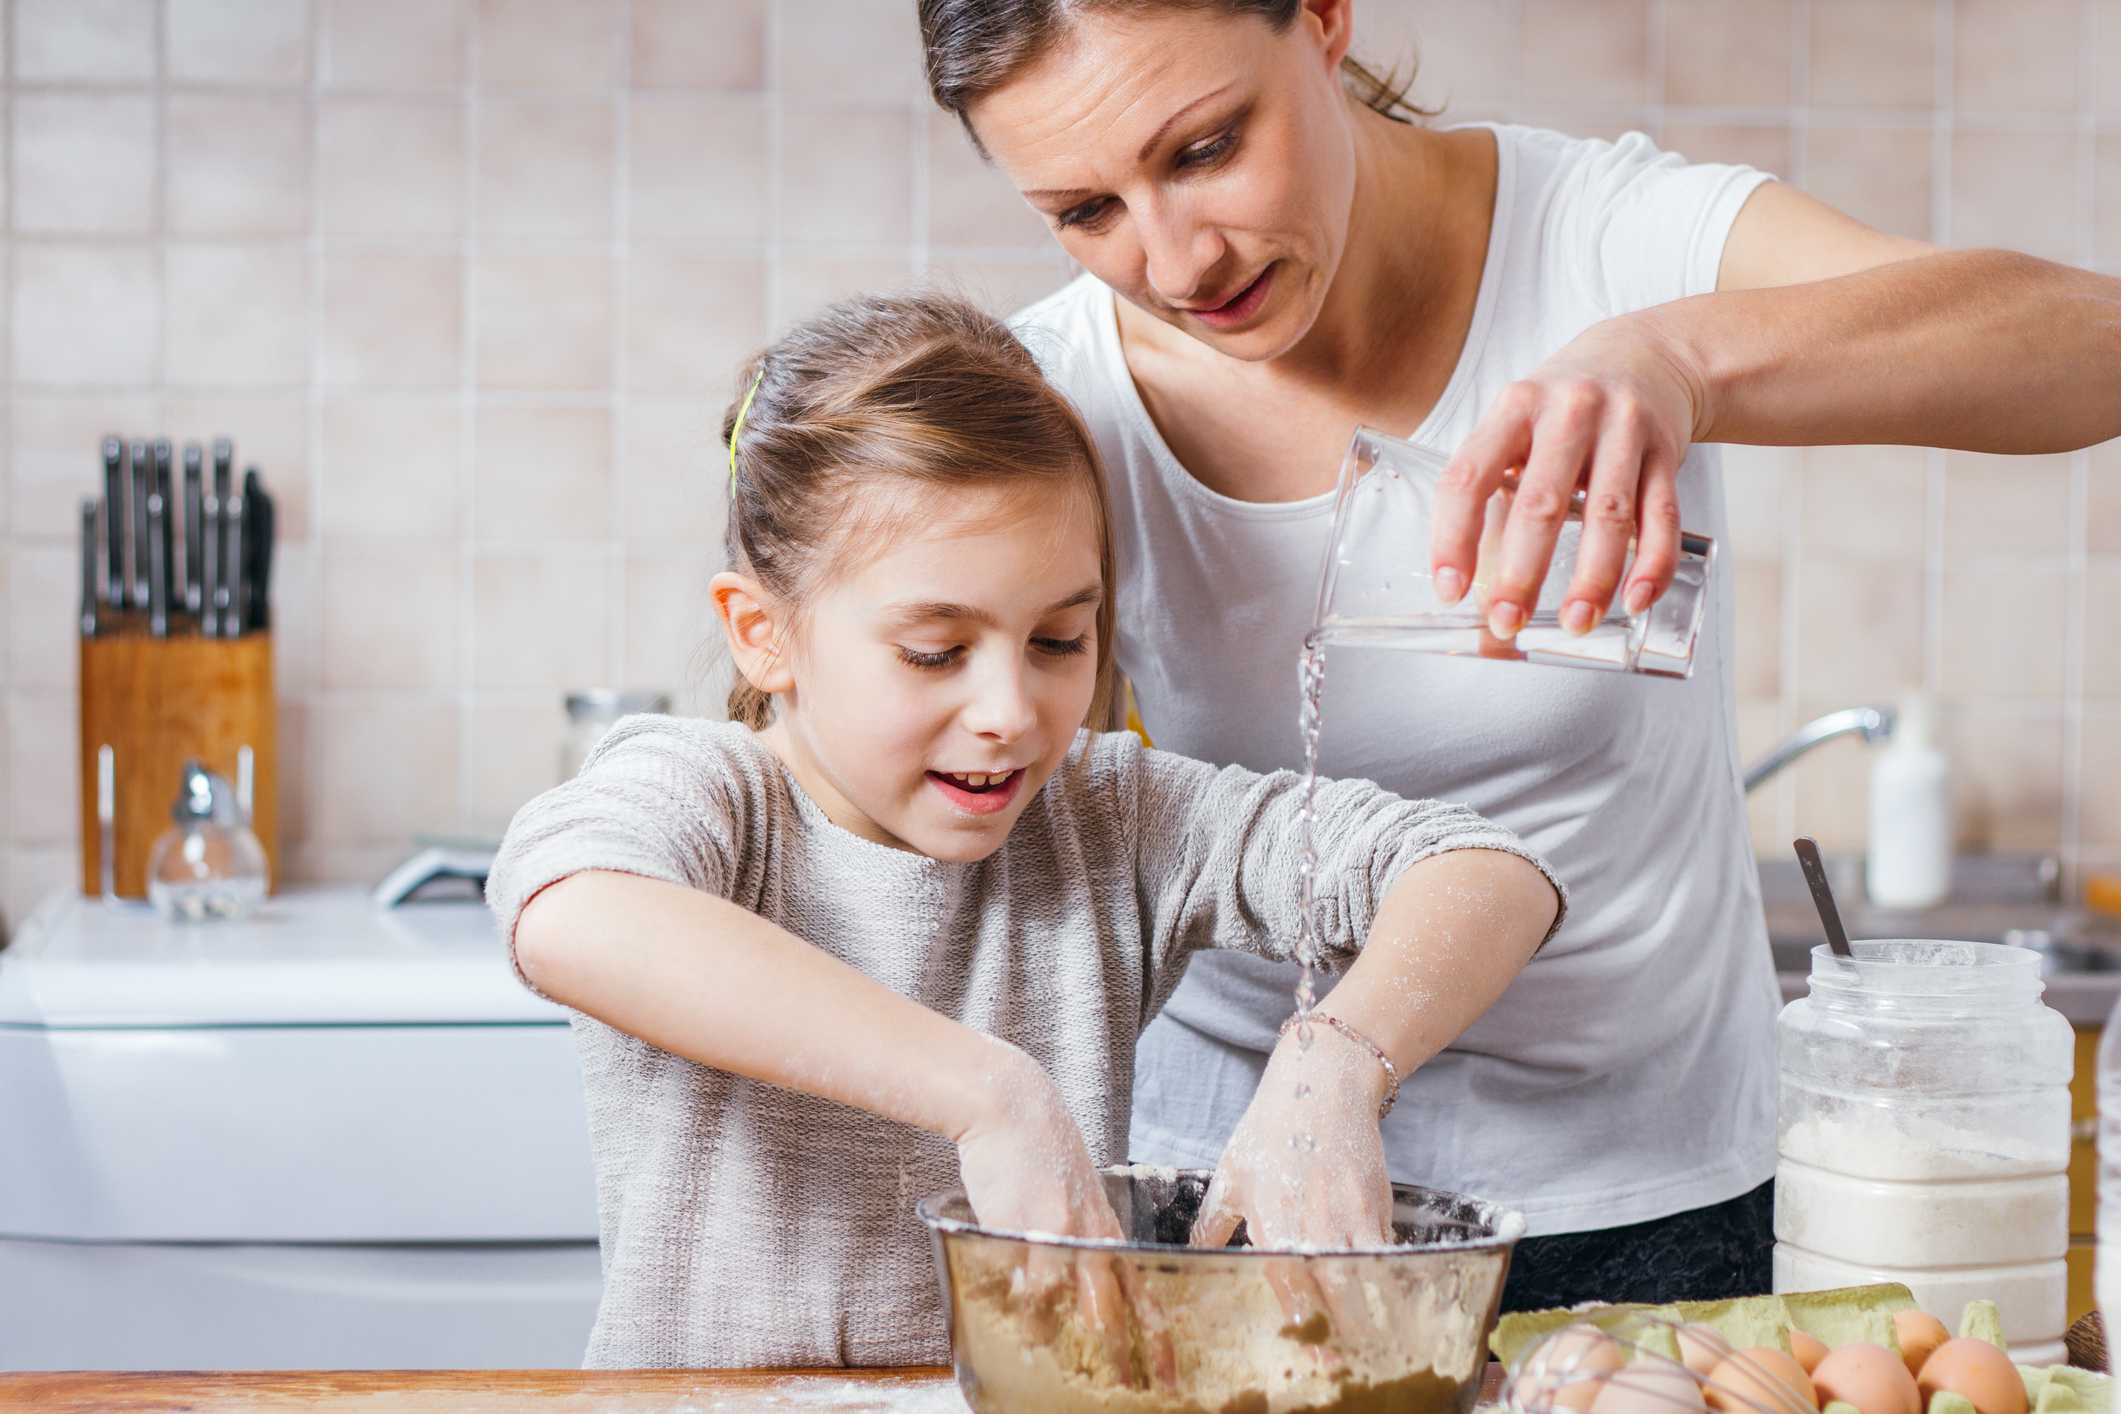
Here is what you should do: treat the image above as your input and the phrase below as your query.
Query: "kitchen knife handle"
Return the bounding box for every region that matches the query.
[221,492,244,639]
[146,486,168,638]
[243,468,274,631]
[101,437,125,607]
[201,492,221,640]
[80,498,101,638]
[128,441,150,610]
[182,442,204,615]
[152,440,174,617]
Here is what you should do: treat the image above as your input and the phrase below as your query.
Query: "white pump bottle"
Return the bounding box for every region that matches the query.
[1866,691,1952,909]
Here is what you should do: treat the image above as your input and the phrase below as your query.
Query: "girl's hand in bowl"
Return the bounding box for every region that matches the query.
[954,1043,1175,1392]
[1193,1016,1396,1351]
[1193,1014,1395,1253]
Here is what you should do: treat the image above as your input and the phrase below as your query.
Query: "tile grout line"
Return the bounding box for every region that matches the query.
[1777,452,1802,850]
[457,11,482,838]
[764,0,784,337]
[2062,0,2098,892]
[1787,0,1809,190]
[610,1,632,703]
[2,0,16,911]
[2063,449,2089,894]
[303,0,324,875]
[1931,0,1953,246]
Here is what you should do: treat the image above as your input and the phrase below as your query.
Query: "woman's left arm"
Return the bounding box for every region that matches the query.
[1431,181,2121,639]
[1192,845,1559,1249]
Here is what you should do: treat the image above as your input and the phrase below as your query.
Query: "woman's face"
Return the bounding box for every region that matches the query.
[967,1,1360,362]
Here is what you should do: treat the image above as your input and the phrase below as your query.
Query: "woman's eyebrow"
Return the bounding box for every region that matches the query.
[1133,84,1237,161]
[1018,84,1241,202]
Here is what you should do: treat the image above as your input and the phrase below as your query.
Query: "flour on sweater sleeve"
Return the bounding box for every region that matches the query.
[484,716,758,995]
[1122,737,1565,1011]
[1553,129,1774,314]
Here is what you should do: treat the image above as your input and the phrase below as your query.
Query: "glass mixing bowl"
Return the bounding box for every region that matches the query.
[918,1166,1525,1414]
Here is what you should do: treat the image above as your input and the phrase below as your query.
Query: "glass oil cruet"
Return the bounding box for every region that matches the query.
[146,758,269,922]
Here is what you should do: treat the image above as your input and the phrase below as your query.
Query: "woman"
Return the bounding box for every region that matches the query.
[915,0,2121,1307]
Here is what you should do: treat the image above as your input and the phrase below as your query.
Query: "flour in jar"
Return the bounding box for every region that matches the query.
[1776,1111,2067,1283]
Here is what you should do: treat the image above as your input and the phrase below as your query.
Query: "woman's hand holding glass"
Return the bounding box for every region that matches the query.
[1429,314,1703,646]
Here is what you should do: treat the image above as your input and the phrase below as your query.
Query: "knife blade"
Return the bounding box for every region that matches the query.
[146,481,168,638]
[182,442,204,615]
[128,439,150,610]
[80,498,101,638]
[101,437,124,607]
[220,483,244,639]
[242,467,274,632]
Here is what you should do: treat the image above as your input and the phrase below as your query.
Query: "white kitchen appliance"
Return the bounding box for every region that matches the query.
[0,886,601,1370]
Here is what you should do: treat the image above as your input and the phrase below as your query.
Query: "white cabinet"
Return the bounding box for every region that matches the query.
[0,888,602,1370]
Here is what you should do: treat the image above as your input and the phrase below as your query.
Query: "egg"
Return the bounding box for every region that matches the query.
[1706,1347,1819,1414]
[1515,1325,1626,1413]
[1590,1355,1708,1414]
[1790,1332,1830,1375]
[1810,1340,1922,1414]
[1915,1338,2028,1414]
[1892,1310,1951,1379]
[1680,1324,1735,1377]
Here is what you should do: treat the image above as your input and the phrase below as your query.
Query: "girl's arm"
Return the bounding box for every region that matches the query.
[1193,844,1560,1249]
[515,868,1123,1243]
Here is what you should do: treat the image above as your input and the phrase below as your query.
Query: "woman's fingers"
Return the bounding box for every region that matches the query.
[1433,388,1535,606]
[1559,416,1649,631]
[1442,339,1698,635]
[1487,397,1598,639]
[1621,452,1684,614]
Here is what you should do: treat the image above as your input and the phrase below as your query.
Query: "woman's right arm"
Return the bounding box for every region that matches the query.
[514,868,1122,1244]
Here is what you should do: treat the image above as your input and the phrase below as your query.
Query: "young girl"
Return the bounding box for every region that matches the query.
[487,293,1563,1372]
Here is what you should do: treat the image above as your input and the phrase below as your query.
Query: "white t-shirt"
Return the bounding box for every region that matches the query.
[1012,125,1781,1236]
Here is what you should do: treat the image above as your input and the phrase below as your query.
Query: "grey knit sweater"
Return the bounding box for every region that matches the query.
[486,717,1556,1370]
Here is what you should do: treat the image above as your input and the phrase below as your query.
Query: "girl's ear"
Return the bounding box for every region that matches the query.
[711,571,796,696]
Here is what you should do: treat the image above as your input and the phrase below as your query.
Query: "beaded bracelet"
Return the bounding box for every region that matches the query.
[1279,1012,1402,1118]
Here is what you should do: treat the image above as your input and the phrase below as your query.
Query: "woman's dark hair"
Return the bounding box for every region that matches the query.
[918,0,1428,140]
[721,292,1117,732]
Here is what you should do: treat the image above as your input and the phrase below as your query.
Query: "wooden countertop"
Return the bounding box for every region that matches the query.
[0,1368,963,1412]
[0,1359,1513,1410]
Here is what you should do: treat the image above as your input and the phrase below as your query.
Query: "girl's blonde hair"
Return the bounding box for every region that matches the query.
[721,292,1118,733]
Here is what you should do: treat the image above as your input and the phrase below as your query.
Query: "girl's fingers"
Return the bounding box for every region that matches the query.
[1074,1253,1138,1388]
[1487,401,1597,641]
[1561,417,1650,632]
[1433,389,1536,605]
[1188,1167,1243,1249]
[1117,1262,1180,1394]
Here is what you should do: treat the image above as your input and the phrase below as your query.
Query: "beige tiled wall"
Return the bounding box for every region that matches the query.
[2,0,2118,931]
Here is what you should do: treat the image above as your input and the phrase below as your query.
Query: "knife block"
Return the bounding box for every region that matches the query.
[78,630,278,899]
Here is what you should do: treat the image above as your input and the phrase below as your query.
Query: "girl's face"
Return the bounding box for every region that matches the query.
[966,1,1359,362]
[729,479,1105,863]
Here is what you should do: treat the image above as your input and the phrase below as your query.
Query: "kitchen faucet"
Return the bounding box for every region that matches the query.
[1741,705,1897,792]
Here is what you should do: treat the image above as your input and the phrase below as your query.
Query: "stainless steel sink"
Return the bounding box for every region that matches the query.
[1761,853,2121,1022]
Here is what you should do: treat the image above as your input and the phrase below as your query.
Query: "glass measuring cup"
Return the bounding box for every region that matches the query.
[1311,427,1716,678]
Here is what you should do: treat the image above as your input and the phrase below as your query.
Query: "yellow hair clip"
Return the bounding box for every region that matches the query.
[728,371,764,500]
